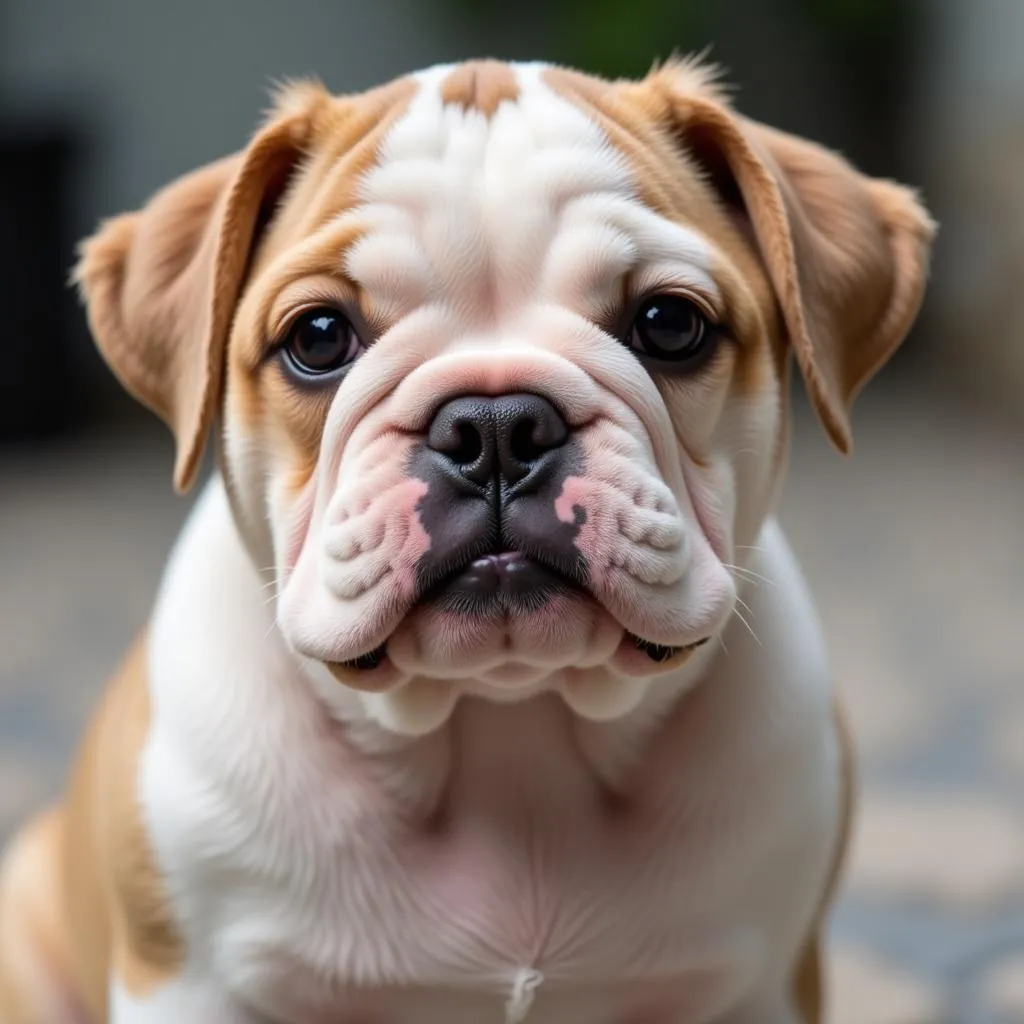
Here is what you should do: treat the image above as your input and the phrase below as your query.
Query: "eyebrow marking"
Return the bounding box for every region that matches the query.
[440,60,520,118]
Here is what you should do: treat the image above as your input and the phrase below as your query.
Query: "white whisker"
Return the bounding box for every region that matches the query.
[722,562,776,588]
[731,604,761,647]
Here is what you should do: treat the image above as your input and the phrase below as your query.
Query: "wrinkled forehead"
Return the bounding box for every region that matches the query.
[258,61,764,332]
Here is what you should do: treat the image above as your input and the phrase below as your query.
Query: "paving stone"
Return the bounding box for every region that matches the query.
[960,596,1024,699]
[982,953,1024,1019]
[848,791,1024,910]
[991,697,1024,783]
[829,944,949,1024]
[837,664,945,764]
[0,753,52,843]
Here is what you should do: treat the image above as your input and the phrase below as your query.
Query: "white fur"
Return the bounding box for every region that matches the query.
[110,977,259,1023]
[121,66,841,1023]
[129,480,837,1024]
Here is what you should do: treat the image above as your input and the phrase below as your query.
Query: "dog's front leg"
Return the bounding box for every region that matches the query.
[110,976,267,1024]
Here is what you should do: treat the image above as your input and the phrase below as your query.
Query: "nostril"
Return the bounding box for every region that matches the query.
[427,397,490,467]
[505,397,568,467]
[510,419,545,465]
[453,421,483,465]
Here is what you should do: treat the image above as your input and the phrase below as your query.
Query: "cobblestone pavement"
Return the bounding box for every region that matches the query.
[1,385,1022,1022]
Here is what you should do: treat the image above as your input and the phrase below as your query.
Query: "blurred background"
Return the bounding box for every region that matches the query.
[0,1,1021,1020]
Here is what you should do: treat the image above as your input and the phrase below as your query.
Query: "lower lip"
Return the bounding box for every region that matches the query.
[613,633,710,674]
[325,651,400,692]
[424,552,580,615]
[324,555,710,682]
[326,632,710,688]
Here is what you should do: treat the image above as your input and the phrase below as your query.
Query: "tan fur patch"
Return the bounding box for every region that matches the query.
[792,700,857,1023]
[70,636,184,1006]
[544,66,781,406]
[0,810,81,1023]
[252,76,418,267]
[226,77,418,498]
[440,60,519,117]
[617,63,933,452]
[0,636,184,1021]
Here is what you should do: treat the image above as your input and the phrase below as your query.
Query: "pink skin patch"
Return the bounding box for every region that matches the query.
[323,475,430,603]
[278,434,434,671]
[550,423,734,656]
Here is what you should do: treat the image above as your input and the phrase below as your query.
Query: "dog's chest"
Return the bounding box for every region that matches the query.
[172,698,783,1024]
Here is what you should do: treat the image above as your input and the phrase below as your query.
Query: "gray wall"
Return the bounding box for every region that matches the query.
[912,0,1024,422]
[5,1,1018,424]
[0,0,553,418]
[1,0,493,227]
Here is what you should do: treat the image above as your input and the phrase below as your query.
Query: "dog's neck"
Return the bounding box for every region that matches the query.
[304,645,717,816]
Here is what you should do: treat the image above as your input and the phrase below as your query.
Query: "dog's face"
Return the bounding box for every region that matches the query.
[76,60,933,733]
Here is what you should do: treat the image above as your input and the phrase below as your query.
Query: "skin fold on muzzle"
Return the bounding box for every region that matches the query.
[326,375,709,689]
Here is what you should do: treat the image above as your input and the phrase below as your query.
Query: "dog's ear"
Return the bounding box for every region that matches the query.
[638,62,936,452]
[74,83,329,491]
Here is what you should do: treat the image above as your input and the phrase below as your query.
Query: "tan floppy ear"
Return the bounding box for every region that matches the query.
[643,64,936,452]
[73,85,328,491]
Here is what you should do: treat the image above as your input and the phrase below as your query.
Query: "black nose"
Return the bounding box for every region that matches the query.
[427,393,569,486]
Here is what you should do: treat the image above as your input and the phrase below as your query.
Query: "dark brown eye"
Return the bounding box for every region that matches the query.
[282,308,362,377]
[627,295,714,366]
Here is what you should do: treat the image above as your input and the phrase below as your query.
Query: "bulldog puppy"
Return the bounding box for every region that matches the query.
[0,58,933,1024]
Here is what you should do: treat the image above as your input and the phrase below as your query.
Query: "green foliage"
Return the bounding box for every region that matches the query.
[797,0,902,28]
[445,0,913,78]
[548,0,707,79]
[447,0,707,78]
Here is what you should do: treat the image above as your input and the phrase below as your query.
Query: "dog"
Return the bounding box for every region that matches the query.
[0,58,933,1024]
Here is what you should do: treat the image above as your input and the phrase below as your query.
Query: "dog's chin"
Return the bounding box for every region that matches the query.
[283,544,726,713]
[316,582,714,705]
[313,612,717,736]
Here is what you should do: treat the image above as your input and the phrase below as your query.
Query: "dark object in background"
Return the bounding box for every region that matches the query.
[0,122,80,441]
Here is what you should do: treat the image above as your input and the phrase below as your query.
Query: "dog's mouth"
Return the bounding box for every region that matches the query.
[338,641,391,672]
[628,633,709,663]
[422,550,583,615]
[330,633,710,679]
[327,550,710,680]
[332,550,581,677]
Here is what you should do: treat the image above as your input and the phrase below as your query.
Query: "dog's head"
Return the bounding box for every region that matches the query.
[75,60,933,733]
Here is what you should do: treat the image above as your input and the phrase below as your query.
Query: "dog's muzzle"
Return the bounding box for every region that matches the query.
[408,392,589,614]
[327,389,711,681]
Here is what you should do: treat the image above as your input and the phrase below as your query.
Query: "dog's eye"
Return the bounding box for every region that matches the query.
[627,295,714,366]
[282,308,362,377]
